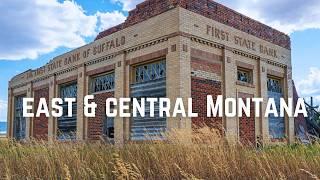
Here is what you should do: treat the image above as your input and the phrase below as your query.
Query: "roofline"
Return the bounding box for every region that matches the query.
[95,0,290,50]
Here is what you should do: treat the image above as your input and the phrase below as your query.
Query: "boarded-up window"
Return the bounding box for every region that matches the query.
[237,68,252,84]
[14,95,26,140]
[90,73,115,94]
[130,60,166,141]
[58,83,77,140]
[267,77,285,139]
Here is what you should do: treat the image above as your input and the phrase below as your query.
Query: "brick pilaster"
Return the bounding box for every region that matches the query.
[48,76,56,142]
[76,64,86,140]
[223,47,237,141]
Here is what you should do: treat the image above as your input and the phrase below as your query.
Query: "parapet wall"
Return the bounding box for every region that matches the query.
[95,0,290,50]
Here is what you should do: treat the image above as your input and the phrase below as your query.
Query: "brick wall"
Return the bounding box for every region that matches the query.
[191,48,222,80]
[191,48,223,132]
[95,0,290,50]
[88,91,114,140]
[238,92,255,145]
[191,59,222,76]
[191,77,222,131]
[33,87,49,140]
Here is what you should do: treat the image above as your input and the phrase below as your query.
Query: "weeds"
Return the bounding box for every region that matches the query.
[0,128,319,179]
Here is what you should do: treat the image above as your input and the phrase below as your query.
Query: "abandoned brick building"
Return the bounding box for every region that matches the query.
[7,0,294,145]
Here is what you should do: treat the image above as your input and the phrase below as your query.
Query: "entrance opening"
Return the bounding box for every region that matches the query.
[14,95,26,140]
[267,77,285,139]
[57,82,77,140]
[103,115,114,143]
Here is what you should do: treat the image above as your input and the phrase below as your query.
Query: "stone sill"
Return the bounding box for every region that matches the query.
[236,81,255,88]
[91,89,115,95]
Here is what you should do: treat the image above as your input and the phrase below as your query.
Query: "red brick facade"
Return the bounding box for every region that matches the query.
[191,48,223,132]
[88,91,114,140]
[33,87,49,140]
[95,0,290,50]
[191,77,222,131]
[191,59,222,76]
[238,92,255,145]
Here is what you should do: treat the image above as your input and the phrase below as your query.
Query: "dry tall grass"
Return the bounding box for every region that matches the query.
[0,128,319,179]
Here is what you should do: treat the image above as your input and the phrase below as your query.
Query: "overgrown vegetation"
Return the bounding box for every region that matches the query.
[0,128,320,179]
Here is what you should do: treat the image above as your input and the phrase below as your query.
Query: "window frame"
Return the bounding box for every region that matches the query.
[13,95,26,140]
[237,67,253,84]
[57,81,78,140]
[89,71,115,95]
[131,59,166,85]
[267,75,283,94]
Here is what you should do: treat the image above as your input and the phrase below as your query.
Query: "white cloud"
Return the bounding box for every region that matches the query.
[3,0,320,61]
[296,68,320,105]
[0,100,7,122]
[0,0,97,60]
[217,0,320,34]
[0,0,127,61]
[112,0,143,11]
[97,11,126,31]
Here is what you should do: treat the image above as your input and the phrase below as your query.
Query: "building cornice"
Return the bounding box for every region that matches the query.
[9,31,288,89]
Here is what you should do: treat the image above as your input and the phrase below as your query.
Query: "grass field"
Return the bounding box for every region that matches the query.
[0,128,319,179]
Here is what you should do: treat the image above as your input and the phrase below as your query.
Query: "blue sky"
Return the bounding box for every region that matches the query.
[0,0,320,122]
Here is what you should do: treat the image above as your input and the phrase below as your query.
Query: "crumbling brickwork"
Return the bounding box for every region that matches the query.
[95,0,290,49]
[88,91,114,140]
[33,87,49,140]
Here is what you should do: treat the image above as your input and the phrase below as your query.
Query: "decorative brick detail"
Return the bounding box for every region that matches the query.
[127,48,168,65]
[95,0,290,50]
[88,91,114,140]
[182,44,188,52]
[171,44,177,52]
[238,92,255,145]
[56,75,77,85]
[191,48,223,62]
[33,84,49,91]
[191,77,222,132]
[191,48,222,77]
[86,64,115,76]
[33,88,49,140]
[267,69,284,78]
[191,58,222,76]
[227,57,231,63]
[236,60,254,70]
[236,81,255,89]
[13,91,27,96]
